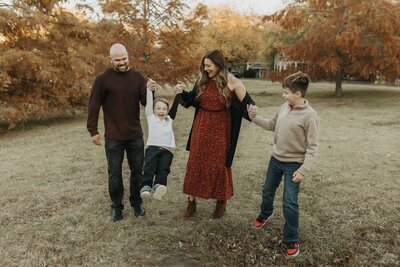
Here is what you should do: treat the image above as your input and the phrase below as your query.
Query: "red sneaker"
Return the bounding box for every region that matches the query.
[253,213,274,228]
[285,242,300,257]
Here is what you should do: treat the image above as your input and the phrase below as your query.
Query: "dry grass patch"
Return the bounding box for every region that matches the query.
[0,80,399,266]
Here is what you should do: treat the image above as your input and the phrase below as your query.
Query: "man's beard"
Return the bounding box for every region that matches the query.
[115,63,129,72]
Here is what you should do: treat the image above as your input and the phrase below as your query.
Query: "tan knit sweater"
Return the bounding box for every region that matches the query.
[252,100,319,176]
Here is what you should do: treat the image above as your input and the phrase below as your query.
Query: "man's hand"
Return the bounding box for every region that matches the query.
[247,104,258,120]
[91,134,102,146]
[147,79,157,92]
[292,171,304,183]
[174,84,184,94]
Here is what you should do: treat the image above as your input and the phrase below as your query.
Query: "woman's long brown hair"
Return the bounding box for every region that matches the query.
[197,50,230,107]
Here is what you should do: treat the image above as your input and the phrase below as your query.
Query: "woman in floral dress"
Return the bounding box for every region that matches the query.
[174,50,255,219]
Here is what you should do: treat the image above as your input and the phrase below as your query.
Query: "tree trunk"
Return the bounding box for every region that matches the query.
[334,66,344,97]
[141,0,150,63]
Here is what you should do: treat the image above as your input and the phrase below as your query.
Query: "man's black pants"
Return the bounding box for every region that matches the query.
[105,137,144,211]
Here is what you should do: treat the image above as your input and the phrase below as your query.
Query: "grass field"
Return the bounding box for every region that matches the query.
[0,80,399,266]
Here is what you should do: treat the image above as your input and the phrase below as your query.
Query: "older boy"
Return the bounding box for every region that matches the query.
[248,71,319,257]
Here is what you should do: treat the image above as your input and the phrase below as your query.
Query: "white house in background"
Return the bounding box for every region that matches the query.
[274,53,303,71]
[246,61,269,78]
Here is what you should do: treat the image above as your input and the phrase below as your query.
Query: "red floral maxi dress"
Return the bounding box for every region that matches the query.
[183,80,233,200]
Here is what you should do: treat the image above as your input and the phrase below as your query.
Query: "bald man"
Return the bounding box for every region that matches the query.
[87,43,157,222]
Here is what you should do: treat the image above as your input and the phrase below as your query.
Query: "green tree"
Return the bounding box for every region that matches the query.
[199,7,264,68]
[260,20,282,68]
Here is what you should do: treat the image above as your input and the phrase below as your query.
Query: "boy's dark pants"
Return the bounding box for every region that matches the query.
[260,156,301,243]
[141,146,173,188]
[105,137,144,211]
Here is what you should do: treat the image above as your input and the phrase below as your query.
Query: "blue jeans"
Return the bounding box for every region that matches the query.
[260,156,301,243]
[105,137,144,211]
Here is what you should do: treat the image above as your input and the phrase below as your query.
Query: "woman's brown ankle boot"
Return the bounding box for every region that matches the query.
[184,198,196,218]
[212,200,226,219]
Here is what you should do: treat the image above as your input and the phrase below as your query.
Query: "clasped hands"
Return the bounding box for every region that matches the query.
[245,103,304,183]
[247,104,258,120]
[174,84,184,95]
[148,79,184,95]
[147,79,157,91]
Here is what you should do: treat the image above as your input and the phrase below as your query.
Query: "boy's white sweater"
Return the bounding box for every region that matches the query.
[145,89,176,148]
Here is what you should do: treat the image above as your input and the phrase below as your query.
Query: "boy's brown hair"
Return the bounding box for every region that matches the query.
[282,71,311,97]
[153,98,169,110]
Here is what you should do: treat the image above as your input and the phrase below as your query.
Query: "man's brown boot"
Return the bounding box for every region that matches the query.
[184,198,196,218]
[212,200,226,219]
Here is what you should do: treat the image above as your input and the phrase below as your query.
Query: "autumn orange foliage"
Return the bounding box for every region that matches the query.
[100,0,207,84]
[0,1,100,128]
[268,0,400,96]
[0,0,206,128]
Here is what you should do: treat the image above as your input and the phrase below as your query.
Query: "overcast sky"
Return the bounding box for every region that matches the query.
[60,0,289,16]
[192,0,288,15]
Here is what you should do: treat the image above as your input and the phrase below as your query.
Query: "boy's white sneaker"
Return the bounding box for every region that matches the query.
[140,186,151,198]
[153,184,167,200]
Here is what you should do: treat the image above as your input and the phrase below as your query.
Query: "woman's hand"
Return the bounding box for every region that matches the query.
[174,84,184,94]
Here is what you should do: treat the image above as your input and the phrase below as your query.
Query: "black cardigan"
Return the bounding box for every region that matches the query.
[167,93,181,120]
[179,82,255,167]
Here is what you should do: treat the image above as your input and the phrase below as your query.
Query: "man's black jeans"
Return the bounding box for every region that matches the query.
[105,137,144,211]
[141,146,173,188]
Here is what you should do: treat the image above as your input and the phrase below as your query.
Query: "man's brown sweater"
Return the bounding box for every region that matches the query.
[87,68,147,140]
